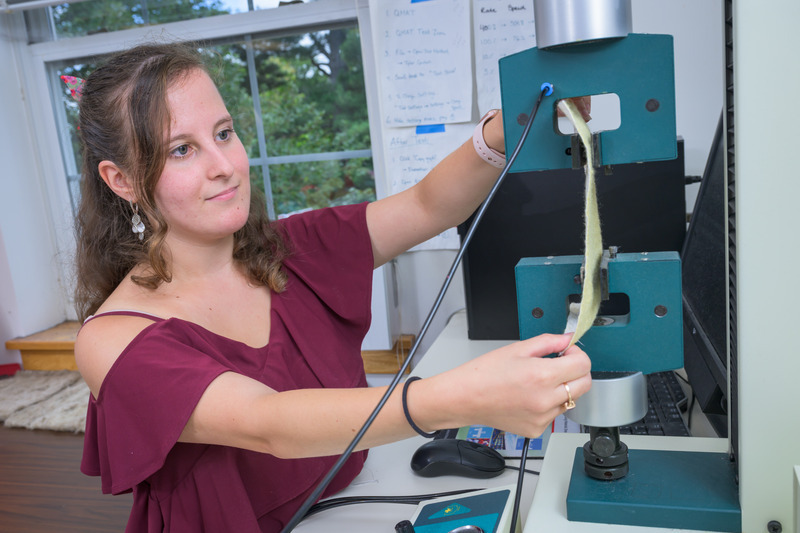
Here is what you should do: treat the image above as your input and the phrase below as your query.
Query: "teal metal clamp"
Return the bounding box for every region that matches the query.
[499,33,677,172]
[515,250,683,374]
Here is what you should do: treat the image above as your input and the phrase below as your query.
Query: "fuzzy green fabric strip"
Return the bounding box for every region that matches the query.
[558,99,603,347]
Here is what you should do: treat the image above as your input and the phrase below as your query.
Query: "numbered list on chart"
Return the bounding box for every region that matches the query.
[372,0,472,127]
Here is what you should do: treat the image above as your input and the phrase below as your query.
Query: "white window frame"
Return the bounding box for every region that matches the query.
[12,0,397,349]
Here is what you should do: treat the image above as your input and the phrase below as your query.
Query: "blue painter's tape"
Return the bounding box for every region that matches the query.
[416,124,446,134]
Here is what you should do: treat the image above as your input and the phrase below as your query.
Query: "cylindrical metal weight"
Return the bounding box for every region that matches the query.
[533,0,632,49]
[566,371,648,427]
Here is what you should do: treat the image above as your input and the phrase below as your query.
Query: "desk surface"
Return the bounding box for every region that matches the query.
[295,311,524,532]
[294,311,729,532]
[293,435,539,532]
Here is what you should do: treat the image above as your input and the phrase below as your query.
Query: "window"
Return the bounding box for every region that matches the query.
[28,0,319,42]
[15,0,395,350]
[42,0,375,218]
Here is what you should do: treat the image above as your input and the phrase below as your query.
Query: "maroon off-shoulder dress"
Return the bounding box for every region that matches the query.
[81,203,373,532]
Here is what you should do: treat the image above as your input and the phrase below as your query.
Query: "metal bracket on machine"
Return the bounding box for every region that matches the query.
[499,33,677,173]
[579,247,611,302]
[516,250,683,374]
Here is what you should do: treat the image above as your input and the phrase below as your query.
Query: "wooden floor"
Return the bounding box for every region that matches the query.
[0,425,131,532]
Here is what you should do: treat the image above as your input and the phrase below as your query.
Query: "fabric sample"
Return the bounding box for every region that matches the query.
[558,99,603,347]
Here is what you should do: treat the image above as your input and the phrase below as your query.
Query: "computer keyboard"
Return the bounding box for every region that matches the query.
[619,371,690,437]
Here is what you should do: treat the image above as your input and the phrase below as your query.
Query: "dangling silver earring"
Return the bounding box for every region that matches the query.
[129,200,145,241]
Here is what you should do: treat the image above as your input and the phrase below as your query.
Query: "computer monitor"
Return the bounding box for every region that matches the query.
[681,114,729,437]
[458,139,687,340]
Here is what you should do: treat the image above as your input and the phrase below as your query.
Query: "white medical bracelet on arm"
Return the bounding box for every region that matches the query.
[472,109,506,169]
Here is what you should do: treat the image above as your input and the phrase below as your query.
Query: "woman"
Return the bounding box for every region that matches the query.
[73,42,591,532]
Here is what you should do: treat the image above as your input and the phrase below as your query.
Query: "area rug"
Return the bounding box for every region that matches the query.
[0,370,89,433]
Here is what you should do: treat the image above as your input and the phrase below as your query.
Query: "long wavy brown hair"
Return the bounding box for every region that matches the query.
[74,42,289,322]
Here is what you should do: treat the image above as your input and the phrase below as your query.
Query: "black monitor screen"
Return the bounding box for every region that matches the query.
[681,114,729,436]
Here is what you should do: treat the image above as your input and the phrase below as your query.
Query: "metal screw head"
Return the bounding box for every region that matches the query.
[532,307,544,319]
[645,98,660,112]
[767,521,782,533]
[594,316,615,326]
[517,113,529,126]
[654,305,668,317]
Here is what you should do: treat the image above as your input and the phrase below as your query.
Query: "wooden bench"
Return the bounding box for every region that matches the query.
[5,321,412,375]
[5,321,81,371]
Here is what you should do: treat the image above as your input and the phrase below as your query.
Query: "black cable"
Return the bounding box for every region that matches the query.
[303,460,542,520]
[507,438,530,533]
[674,371,695,429]
[303,488,482,519]
[503,465,541,476]
[281,86,552,532]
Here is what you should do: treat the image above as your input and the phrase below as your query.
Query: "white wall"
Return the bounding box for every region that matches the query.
[394,251,467,366]
[633,0,725,211]
[0,15,71,365]
[0,228,22,366]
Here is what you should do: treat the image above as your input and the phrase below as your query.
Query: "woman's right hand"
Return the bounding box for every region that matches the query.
[411,334,592,439]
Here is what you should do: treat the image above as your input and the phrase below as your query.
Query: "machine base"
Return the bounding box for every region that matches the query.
[567,448,740,532]
[523,433,736,532]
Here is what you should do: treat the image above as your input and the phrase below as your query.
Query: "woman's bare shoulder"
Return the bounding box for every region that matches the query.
[75,281,163,398]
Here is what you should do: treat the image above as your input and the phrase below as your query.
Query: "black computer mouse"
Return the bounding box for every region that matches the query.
[410,438,506,478]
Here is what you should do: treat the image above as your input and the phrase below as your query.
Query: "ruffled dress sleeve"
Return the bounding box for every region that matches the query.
[81,320,231,495]
[275,202,375,390]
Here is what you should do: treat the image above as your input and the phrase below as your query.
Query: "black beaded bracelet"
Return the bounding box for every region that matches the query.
[401,376,439,439]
